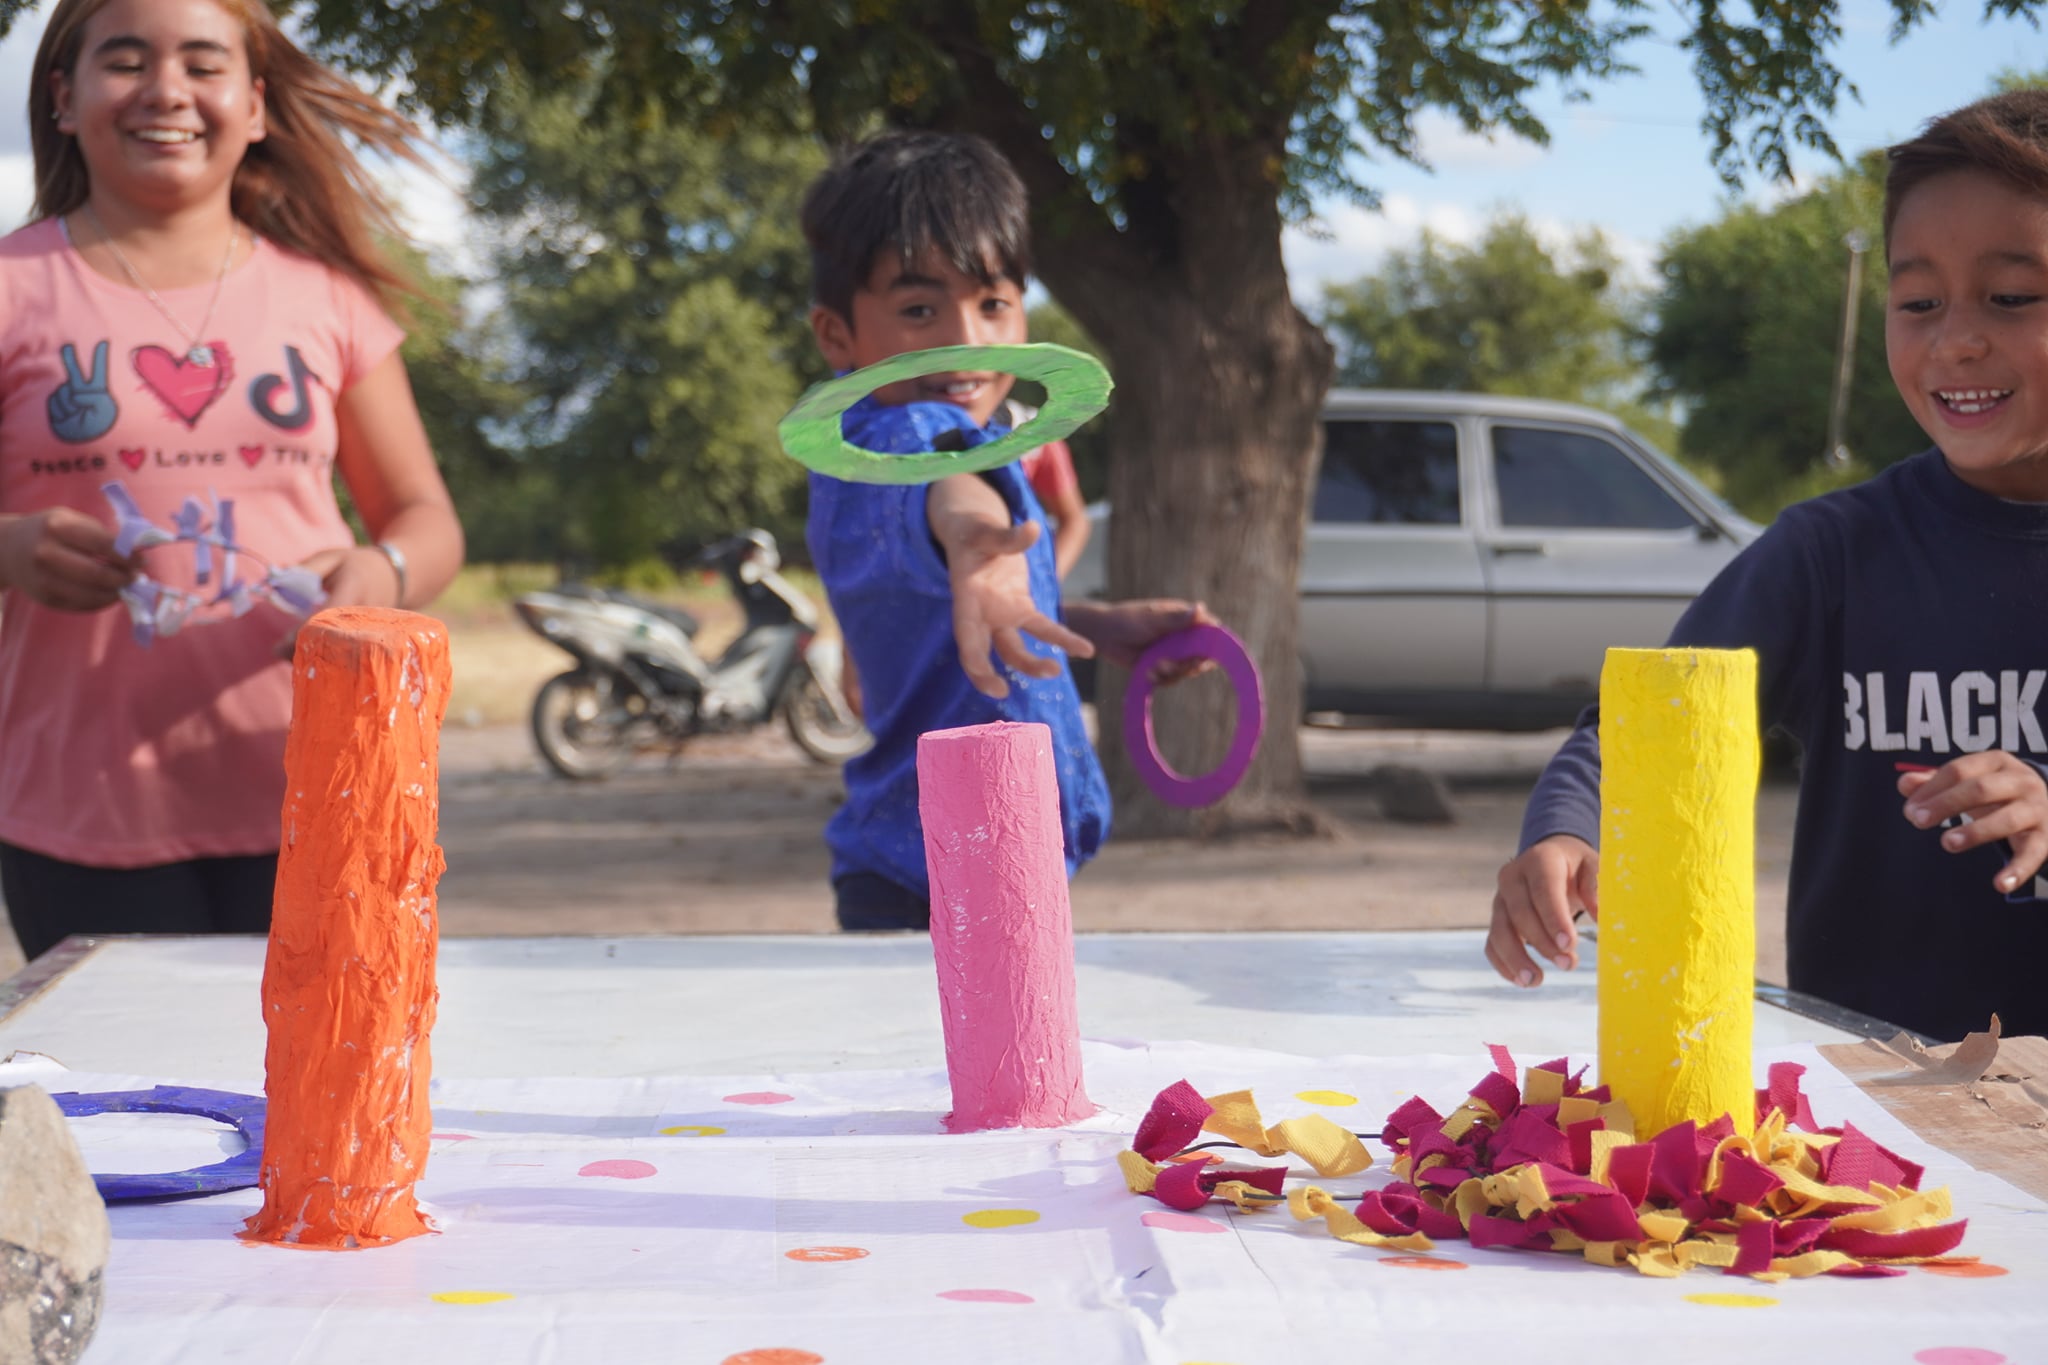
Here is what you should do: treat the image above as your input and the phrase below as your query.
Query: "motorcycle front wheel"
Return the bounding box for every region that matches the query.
[531,670,635,780]
[783,665,873,765]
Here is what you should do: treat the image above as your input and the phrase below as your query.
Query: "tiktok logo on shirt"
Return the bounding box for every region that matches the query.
[1842,670,2046,754]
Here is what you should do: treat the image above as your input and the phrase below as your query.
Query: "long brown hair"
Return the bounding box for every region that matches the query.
[27,0,433,308]
[1886,90,2048,248]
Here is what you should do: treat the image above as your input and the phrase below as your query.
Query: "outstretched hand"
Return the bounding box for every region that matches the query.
[1487,834,1598,987]
[930,476,1093,699]
[0,507,133,612]
[1900,752,2048,895]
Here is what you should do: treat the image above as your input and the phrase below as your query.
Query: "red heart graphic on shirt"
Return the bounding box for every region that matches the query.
[119,448,146,472]
[239,444,264,469]
[131,344,233,428]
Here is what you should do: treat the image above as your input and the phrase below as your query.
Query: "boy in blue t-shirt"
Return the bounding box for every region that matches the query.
[1488,91,2048,1041]
[802,131,1210,931]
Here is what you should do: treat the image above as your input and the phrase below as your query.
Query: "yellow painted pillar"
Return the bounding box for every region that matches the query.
[1598,646,1759,1138]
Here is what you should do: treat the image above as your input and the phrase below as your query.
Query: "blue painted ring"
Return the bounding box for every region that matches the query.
[53,1086,266,1201]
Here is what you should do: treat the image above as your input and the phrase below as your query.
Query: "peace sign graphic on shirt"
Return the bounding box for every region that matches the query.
[48,340,119,444]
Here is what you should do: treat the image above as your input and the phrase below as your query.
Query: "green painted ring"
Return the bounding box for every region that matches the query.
[777,343,1113,485]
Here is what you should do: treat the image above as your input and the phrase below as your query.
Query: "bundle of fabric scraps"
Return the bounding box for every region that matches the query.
[1119,1049,1976,1280]
[104,481,326,646]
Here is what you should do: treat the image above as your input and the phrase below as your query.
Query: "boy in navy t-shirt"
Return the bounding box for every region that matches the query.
[802,131,1211,931]
[1489,92,2048,1041]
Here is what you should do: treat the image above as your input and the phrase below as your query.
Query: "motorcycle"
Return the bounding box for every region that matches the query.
[513,530,871,779]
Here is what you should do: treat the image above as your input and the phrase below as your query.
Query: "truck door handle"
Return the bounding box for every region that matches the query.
[1490,541,1548,557]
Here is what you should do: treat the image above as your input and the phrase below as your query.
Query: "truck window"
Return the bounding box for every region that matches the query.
[1314,420,1461,525]
[1492,426,1696,530]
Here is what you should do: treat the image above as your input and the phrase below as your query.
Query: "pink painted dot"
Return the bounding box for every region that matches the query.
[1141,1211,1225,1234]
[578,1159,658,1179]
[429,1132,475,1142]
[1914,1351,2009,1365]
[723,1091,795,1106]
[938,1289,1033,1304]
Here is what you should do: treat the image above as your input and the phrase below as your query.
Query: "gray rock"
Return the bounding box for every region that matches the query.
[1368,763,1458,824]
[0,1086,109,1365]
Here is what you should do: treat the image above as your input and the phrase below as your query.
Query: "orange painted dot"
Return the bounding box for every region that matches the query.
[1164,1151,1221,1165]
[1685,1293,1778,1309]
[785,1246,870,1263]
[722,1353,823,1365]
[660,1125,727,1137]
[1923,1263,2009,1279]
[432,1291,513,1305]
[1378,1256,1467,1271]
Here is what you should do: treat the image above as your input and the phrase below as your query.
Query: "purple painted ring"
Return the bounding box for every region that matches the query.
[1122,624,1265,808]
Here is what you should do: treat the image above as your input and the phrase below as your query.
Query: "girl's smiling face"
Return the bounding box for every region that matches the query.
[1887,168,2048,501]
[50,0,266,212]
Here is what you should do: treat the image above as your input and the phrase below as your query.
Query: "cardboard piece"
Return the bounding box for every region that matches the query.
[242,608,451,1248]
[1822,1027,2048,1203]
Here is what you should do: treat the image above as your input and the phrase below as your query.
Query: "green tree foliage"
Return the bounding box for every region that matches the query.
[1650,155,1923,516]
[383,242,544,563]
[1321,213,1678,452]
[467,83,826,568]
[1322,215,1644,400]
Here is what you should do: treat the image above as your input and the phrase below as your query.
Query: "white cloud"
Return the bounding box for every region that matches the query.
[1283,193,1660,304]
[0,4,49,159]
[371,148,479,274]
[1410,110,1547,172]
[1282,194,1482,298]
[0,154,33,233]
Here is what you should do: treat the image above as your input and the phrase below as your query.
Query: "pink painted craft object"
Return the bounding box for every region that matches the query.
[1123,624,1265,808]
[917,721,1097,1133]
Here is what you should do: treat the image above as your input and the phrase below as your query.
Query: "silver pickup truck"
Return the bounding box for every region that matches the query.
[1064,389,1761,729]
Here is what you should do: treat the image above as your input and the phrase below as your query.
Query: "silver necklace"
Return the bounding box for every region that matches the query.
[78,202,239,367]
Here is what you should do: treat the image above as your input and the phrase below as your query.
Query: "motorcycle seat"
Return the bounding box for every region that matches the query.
[552,583,701,638]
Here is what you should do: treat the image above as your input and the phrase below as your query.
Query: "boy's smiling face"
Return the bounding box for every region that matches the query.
[1888,168,2048,501]
[811,248,1027,429]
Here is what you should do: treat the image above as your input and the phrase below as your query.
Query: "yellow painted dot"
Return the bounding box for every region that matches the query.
[660,1125,727,1137]
[1294,1090,1358,1107]
[962,1208,1040,1229]
[433,1291,514,1306]
[1684,1293,1778,1309]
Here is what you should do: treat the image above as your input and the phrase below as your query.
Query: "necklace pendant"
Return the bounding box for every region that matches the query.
[186,344,215,367]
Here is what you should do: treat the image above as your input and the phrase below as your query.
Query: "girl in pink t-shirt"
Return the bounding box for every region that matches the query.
[0,0,465,958]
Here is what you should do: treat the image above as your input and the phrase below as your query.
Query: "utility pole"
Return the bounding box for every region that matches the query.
[1825,231,1869,470]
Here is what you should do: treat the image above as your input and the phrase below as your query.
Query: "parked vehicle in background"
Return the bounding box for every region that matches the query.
[515,530,870,778]
[1064,390,1761,729]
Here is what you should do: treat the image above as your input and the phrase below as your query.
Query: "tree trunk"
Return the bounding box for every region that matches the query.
[1035,155,1335,839]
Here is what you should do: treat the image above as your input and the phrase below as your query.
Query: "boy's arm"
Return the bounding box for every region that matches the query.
[928,473,1094,700]
[1063,598,1216,683]
[1488,513,1836,986]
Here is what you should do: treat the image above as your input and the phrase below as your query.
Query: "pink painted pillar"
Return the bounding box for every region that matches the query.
[917,721,1097,1132]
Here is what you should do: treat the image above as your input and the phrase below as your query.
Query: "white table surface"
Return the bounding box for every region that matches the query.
[12,933,2038,1365]
[0,930,1859,1080]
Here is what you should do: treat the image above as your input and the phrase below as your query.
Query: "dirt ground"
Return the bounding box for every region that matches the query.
[424,721,1798,987]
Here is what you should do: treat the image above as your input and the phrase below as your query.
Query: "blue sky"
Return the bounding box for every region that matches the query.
[1279,0,2048,293]
[3,0,2041,300]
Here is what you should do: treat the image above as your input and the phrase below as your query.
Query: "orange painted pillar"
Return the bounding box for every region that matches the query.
[242,608,451,1248]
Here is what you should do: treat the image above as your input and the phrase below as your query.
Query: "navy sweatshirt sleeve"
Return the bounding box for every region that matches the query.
[1518,508,1839,853]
